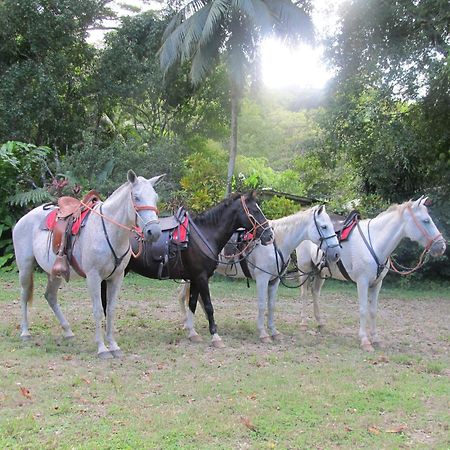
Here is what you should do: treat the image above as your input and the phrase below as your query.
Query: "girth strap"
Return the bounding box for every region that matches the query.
[356,221,386,279]
[100,205,130,279]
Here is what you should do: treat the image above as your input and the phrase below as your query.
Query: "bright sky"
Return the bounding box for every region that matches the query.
[89,0,343,90]
[261,0,343,90]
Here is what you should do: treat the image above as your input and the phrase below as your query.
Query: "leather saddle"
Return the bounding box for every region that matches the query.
[43,190,101,281]
[139,207,189,279]
[330,210,361,242]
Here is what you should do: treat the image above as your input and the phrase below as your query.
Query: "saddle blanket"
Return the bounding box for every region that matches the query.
[45,208,91,235]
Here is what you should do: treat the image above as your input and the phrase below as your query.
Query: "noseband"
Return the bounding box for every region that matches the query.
[131,195,160,232]
[240,196,273,244]
[313,208,339,252]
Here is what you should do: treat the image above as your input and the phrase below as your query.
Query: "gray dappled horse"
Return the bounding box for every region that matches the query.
[13,170,164,358]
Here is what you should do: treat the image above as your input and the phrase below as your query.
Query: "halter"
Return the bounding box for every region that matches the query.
[313,207,339,253]
[389,205,446,276]
[240,195,273,245]
[405,205,443,252]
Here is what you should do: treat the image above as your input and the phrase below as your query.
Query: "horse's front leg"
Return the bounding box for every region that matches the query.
[105,273,125,358]
[368,281,383,348]
[196,276,224,348]
[312,276,326,330]
[86,273,112,359]
[255,275,270,343]
[185,283,203,342]
[357,279,373,352]
[267,278,282,341]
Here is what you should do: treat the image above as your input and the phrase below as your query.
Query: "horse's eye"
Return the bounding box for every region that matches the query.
[423,218,430,224]
[321,225,327,230]
[134,195,140,202]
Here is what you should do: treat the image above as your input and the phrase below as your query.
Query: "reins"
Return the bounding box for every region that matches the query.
[80,192,159,266]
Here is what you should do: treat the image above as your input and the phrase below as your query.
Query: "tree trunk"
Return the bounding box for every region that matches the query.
[226,81,239,197]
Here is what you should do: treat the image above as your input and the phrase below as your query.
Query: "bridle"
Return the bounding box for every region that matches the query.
[405,205,443,252]
[240,195,273,245]
[389,205,446,275]
[313,207,340,254]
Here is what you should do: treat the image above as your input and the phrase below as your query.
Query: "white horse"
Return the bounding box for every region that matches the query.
[296,197,447,351]
[179,205,341,342]
[13,170,164,358]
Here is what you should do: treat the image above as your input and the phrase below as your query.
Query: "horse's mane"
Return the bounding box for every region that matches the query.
[192,193,243,226]
[374,201,410,219]
[270,207,313,234]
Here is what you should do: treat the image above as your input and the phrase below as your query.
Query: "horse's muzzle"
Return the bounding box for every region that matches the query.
[326,248,341,264]
[429,238,447,257]
[143,222,162,243]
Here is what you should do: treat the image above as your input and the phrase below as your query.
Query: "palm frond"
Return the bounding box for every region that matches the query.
[200,0,231,47]
[265,0,314,43]
[9,188,53,207]
[190,34,223,84]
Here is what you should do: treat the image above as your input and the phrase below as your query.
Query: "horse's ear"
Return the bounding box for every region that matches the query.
[149,174,166,187]
[412,196,424,208]
[317,204,324,215]
[127,170,137,185]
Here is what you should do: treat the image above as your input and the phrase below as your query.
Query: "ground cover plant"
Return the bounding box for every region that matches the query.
[0,271,449,449]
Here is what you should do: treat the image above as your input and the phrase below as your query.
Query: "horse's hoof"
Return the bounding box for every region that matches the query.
[272,332,283,342]
[212,339,225,349]
[260,336,272,344]
[372,340,384,349]
[98,351,113,359]
[189,334,203,343]
[299,324,308,332]
[361,342,375,352]
[63,334,75,340]
[21,334,32,342]
[110,349,123,358]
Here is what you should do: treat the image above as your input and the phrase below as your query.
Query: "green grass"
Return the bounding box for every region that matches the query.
[0,271,449,449]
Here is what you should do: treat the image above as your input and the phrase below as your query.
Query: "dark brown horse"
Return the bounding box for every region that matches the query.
[102,192,273,347]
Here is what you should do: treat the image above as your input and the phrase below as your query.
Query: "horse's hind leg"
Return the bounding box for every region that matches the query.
[185,283,203,342]
[18,261,35,340]
[45,275,74,339]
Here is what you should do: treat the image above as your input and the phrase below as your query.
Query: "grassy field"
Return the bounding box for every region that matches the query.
[0,271,449,449]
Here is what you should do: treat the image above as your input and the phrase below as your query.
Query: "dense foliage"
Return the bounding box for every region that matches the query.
[0,0,448,279]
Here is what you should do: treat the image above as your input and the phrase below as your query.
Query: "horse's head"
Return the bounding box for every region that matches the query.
[310,205,341,263]
[403,197,446,257]
[128,170,164,243]
[238,192,273,245]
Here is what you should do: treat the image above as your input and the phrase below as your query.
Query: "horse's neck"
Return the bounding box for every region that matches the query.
[194,206,238,254]
[100,185,134,237]
[272,212,309,258]
[361,209,406,261]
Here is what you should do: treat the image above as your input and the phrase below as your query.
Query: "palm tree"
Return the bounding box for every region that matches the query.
[159,0,313,196]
